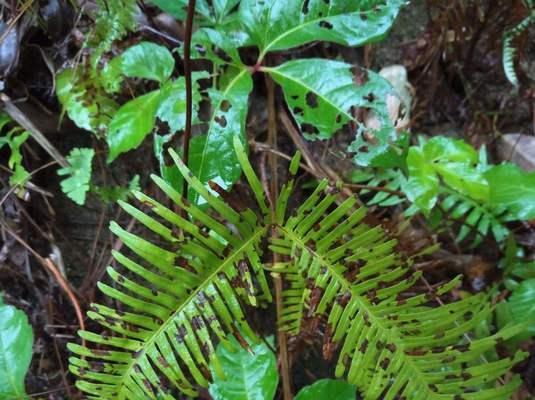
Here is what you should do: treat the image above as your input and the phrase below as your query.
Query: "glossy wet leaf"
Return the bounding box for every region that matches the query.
[485,163,535,220]
[0,297,33,399]
[404,136,489,212]
[213,0,240,22]
[239,0,403,56]
[107,90,161,162]
[208,336,278,400]
[191,68,253,204]
[120,42,175,83]
[295,379,357,400]
[267,59,395,166]
[58,148,95,205]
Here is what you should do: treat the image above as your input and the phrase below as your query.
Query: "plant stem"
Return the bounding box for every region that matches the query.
[182,0,197,199]
[266,74,293,400]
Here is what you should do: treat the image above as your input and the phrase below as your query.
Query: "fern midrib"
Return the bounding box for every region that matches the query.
[116,225,269,397]
[277,225,439,398]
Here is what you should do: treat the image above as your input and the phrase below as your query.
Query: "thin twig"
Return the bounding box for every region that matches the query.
[43,259,86,339]
[0,217,85,344]
[182,0,197,199]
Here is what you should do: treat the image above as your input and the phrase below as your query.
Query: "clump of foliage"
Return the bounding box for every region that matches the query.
[57,0,406,206]
[354,135,535,247]
[68,138,527,399]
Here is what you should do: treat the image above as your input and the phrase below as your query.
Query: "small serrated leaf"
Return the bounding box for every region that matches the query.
[58,148,95,205]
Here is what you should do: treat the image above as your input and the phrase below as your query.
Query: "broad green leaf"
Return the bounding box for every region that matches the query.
[191,68,253,204]
[208,335,278,400]
[149,0,213,21]
[107,90,161,162]
[295,379,357,400]
[213,0,240,22]
[485,163,535,220]
[403,147,439,211]
[496,279,535,343]
[56,69,118,134]
[58,148,95,205]
[404,136,489,212]
[0,297,33,399]
[192,27,247,66]
[120,42,175,83]
[239,0,404,57]
[267,59,396,166]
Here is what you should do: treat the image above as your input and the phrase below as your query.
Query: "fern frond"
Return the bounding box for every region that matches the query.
[274,181,526,399]
[352,168,406,207]
[68,144,272,398]
[503,8,535,86]
[70,137,526,399]
[89,0,138,67]
[439,191,510,246]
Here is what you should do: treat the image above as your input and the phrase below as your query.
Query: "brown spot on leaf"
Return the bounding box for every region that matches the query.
[215,115,227,127]
[319,21,333,29]
[351,65,369,86]
[301,123,319,135]
[306,92,318,108]
[220,100,232,112]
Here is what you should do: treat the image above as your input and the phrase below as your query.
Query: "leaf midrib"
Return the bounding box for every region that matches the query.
[117,225,268,397]
[259,7,383,57]
[277,224,436,398]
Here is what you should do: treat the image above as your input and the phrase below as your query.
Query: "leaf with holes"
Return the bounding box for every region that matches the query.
[107,90,162,162]
[267,59,396,166]
[208,335,278,400]
[57,69,118,134]
[239,0,404,58]
[69,137,527,399]
[189,67,253,204]
[156,73,207,133]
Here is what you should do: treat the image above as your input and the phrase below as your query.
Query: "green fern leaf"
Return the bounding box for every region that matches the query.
[502,9,535,86]
[69,143,272,398]
[272,176,526,398]
[70,136,526,399]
